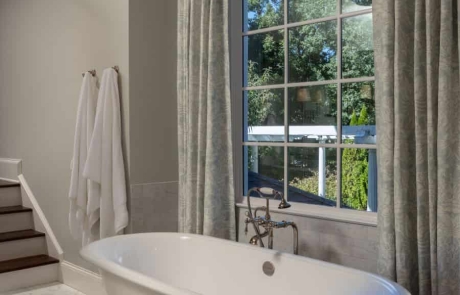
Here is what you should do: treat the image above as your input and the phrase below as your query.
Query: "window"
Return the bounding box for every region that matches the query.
[231,0,376,213]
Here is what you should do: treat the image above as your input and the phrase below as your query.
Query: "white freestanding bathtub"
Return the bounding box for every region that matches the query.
[81,233,409,295]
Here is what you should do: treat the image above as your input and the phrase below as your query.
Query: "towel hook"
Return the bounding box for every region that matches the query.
[112,66,119,74]
[82,69,96,78]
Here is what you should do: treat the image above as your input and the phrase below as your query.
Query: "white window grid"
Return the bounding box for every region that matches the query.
[230,0,375,210]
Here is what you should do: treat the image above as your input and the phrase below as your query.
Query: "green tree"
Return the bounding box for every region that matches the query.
[349,110,358,126]
[246,0,375,128]
[247,64,284,127]
[341,106,369,210]
[290,172,337,201]
[358,105,369,125]
[247,0,283,31]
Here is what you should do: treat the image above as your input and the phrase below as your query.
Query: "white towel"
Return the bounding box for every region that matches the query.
[69,72,98,246]
[83,68,128,240]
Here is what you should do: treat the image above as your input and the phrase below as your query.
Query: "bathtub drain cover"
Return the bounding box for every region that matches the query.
[262,261,275,276]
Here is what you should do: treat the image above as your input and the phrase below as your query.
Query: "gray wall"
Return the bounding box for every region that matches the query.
[237,207,378,273]
[128,0,179,233]
[129,0,178,185]
[0,0,130,270]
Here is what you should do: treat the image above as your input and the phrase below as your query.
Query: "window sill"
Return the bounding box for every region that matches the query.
[236,197,377,227]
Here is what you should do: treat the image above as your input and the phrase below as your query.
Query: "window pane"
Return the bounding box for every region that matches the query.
[341,81,375,144]
[288,84,337,143]
[288,147,337,206]
[341,148,377,212]
[342,0,372,13]
[245,89,285,142]
[289,20,337,83]
[342,14,374,78]
[245,31,284,87]
[288,0,336,23]
[245,0,284,31]
[246,146,284,196]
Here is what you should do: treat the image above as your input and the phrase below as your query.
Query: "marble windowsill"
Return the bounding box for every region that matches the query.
[237,197,378,227]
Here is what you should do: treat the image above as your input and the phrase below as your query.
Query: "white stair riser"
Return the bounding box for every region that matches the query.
[0,212,34,233]
[0,187,22,207]
[0,263,59,294]
[0,237,47,262]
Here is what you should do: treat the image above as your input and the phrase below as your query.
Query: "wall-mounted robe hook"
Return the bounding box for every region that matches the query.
[112,66,119,73]
[82,69,96,78]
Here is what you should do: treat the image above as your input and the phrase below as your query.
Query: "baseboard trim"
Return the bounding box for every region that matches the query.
[0,263,59,294]
[60,261,106,295]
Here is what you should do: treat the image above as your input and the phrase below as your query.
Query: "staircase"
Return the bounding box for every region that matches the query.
[0,179,60,293]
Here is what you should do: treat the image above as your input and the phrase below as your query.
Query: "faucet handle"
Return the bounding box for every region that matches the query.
[244,212,251,236]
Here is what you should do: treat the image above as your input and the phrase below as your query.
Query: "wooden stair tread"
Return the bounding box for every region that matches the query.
[0,255,59,274]
[0,206,32,215]
[0,180,20,188]
[0,230,45,243]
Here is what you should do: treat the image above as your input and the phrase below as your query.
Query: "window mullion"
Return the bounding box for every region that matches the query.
[336,0,342,208]
[283,0,289,202]
[242,8,372,37]
[242,76,375,91]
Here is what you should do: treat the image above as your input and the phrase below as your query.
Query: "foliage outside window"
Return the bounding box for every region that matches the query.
[242,0,377,212]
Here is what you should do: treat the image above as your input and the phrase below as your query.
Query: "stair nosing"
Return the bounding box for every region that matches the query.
[0,230,45,243]
[0,255,59,274]
[0,181,20,188]
[0,206,32,215]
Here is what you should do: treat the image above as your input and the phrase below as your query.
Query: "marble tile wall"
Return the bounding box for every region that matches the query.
[129,181,179,233]
[236,208,379,273]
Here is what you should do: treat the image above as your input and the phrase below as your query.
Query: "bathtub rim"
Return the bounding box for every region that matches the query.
[81,234,199,295]
[80,232,410,295]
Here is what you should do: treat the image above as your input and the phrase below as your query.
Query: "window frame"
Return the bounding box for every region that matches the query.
[229,0,377,226]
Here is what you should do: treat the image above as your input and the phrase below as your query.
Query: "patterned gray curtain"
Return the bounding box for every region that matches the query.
[374,1,460,294]
[177,0,235,240]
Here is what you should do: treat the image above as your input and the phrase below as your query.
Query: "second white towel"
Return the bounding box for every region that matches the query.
[83,68,128,240]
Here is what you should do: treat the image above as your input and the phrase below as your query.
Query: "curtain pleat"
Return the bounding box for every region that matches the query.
[177,0,236,240]
[374,0,460,294]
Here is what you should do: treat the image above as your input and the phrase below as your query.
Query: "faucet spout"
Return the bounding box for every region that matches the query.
[288,222,299,255]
